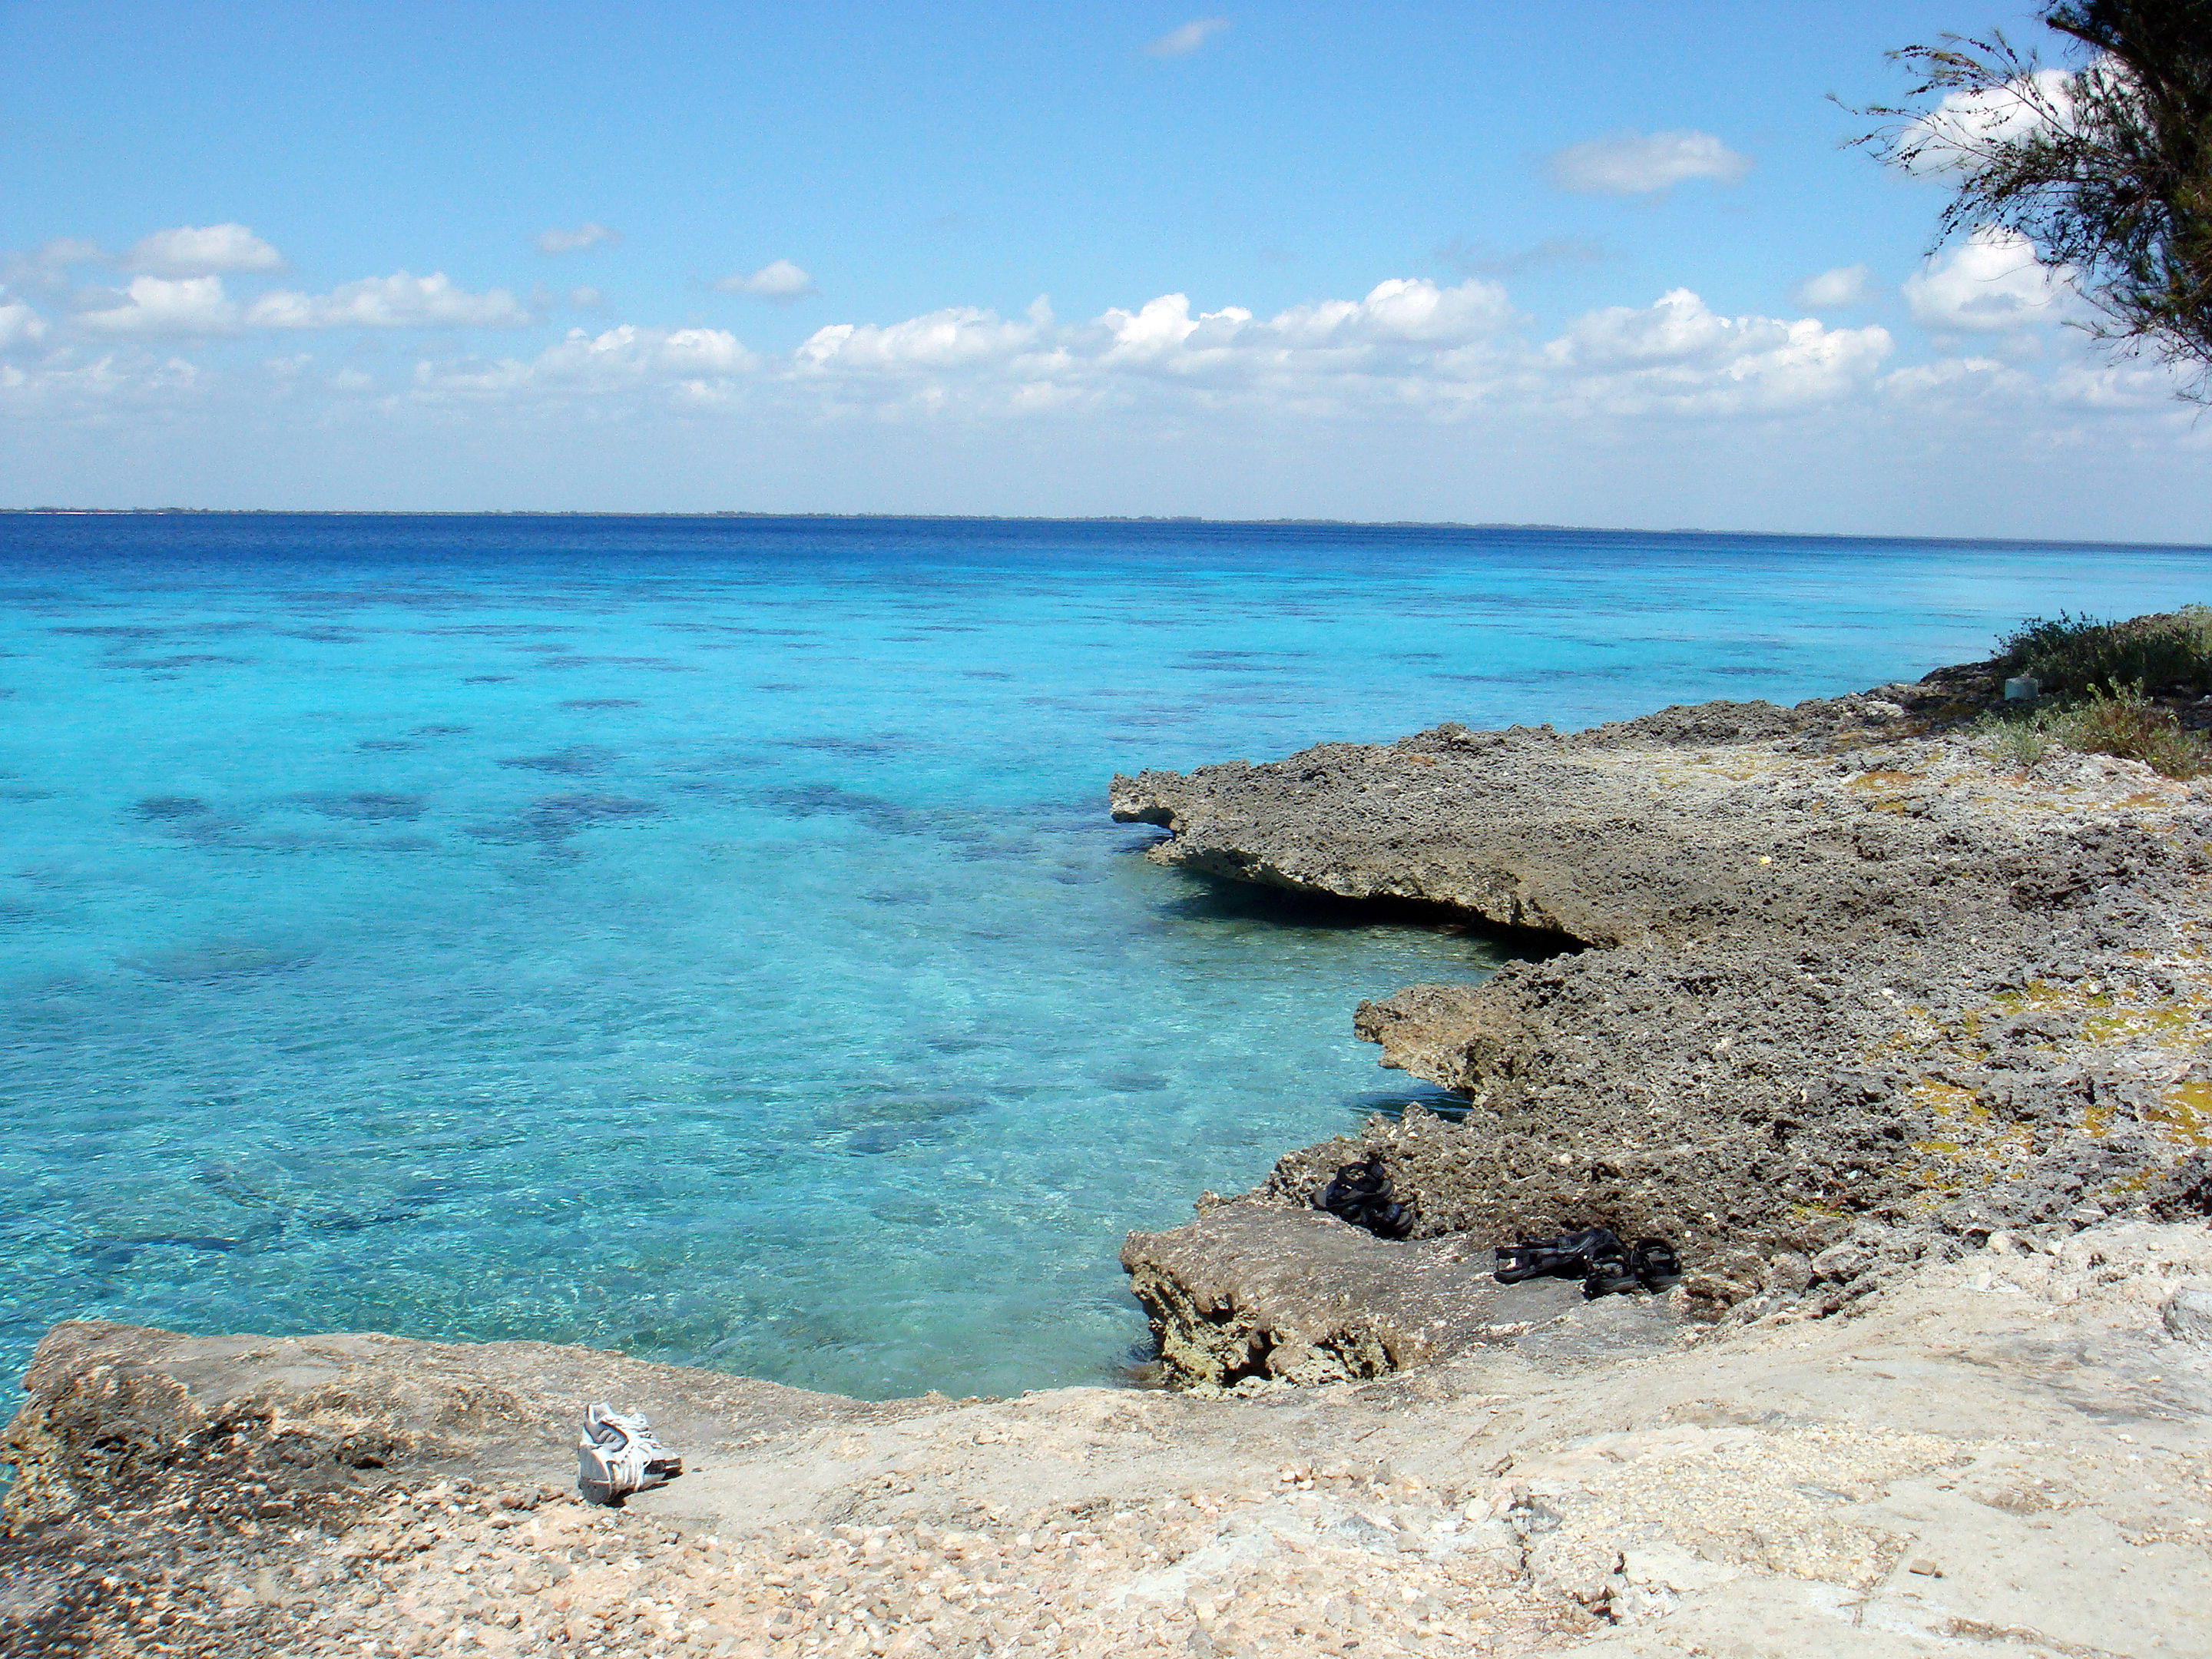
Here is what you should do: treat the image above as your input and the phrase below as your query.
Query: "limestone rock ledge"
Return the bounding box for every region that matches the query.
[10,1223,2212,1659]
[2,1320,865,1529]
[1113,671,2212,1346]
[1121,1201,1677,1390]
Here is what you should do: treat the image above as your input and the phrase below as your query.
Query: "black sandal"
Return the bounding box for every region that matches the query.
[1631,1238,1683,1292]
[1365,1199,1413,1240]
[1494,1237,1582,1283]
[1495,1225,1679,1299]
[1495,1226,1624,1285]
[1314,1156,1416,1240]
[1581,1238,1640,1299]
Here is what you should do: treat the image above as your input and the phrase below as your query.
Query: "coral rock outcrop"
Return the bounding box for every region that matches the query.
[1114,670,2212,1382]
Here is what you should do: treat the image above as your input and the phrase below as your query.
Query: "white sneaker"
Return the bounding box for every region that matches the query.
[577,1402,684,1505]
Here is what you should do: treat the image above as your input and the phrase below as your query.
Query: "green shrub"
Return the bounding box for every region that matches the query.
[1977,680,2210,780]
[1975,707,2058,772]
[1997,606,2212,695]
[2056,681,2210,778]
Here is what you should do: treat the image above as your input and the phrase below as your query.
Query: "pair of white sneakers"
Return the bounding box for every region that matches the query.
[576,1402,684,1505]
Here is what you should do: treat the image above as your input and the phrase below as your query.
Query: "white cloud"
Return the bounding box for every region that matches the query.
[1794,265,1874,310]
[1545,288,1891,415]
[1879,329,2197,419]
[1546,130,1751,195]
[1899,69,2075,174]
[789,280,1526,412]
[63,270,528,336]
[243,272,531,329]
[714,260,818,301]
[1903,227,2071,332]
[75,275,242,336]
[798,300,1051,375]
[1147,18,1230,58]
[1881,353,2015,403]
[570,286,606,310]
[0,296,50,350]
[535,223,618,256]
[0,349,205,416]
[126,224,283,276]
[399,276,1886,427]
[549,323,754,379]
[771,277,1892,422]
[2042,350,2199,411]
[410,324,760,411]
[1266,276,1517,346]
[31,268,2171,460]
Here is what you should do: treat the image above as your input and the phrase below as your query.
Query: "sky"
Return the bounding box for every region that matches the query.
[3,0,2209,539]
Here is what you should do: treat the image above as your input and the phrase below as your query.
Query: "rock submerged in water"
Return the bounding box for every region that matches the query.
[1114,663,2212,1385]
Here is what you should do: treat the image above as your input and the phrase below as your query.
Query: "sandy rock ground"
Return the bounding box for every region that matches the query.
[7,1217,2210,1657]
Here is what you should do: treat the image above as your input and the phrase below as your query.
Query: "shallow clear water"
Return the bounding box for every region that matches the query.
[3,515,2208,1399]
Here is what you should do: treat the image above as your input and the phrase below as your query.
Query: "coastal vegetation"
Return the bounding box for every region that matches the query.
[1977,681,2210,777]
[1978,607,2212,777]
[1863,0,2212,393]
[1998,603,2212,690]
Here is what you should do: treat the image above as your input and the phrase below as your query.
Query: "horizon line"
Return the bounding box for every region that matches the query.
[2,505,2208,554]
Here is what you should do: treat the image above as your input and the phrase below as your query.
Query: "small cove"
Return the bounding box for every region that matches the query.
[3,513,2209,1399]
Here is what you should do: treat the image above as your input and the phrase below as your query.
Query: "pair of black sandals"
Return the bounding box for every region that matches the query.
[1494,1227,1681,1300]
[1312,1154,1414,1240]
[1313,1160,1684,1302]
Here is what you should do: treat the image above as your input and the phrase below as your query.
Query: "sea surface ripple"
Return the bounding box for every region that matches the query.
[2,514,2206,1397]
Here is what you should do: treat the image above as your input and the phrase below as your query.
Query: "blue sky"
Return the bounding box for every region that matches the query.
[4,2,2209,538]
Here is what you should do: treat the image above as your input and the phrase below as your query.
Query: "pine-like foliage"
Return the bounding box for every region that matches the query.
[1863,2,2212,393]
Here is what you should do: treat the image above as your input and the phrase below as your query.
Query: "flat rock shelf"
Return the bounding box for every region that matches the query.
[1112,664,2212,1386]
[7,1222,2210,1657]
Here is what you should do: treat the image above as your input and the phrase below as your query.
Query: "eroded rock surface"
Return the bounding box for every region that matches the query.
[8,1221,2211,1657]
[2,1320,863,1532]
[1113,671,2212,1369]
[1119,1200,1679,1390]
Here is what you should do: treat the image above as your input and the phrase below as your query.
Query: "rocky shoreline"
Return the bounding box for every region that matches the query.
[8,648,2212,1657]
[1115,662,2212,1388]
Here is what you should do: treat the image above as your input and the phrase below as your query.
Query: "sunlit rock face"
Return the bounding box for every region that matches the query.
[1116,661,2212,1369]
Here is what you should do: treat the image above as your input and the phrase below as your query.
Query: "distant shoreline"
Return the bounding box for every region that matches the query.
[3,506,2209,554]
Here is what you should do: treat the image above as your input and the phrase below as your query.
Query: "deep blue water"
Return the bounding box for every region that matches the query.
[3,514,2208,1399]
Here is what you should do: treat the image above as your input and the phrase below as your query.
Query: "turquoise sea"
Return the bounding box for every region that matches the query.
[3,514,2208,1399]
